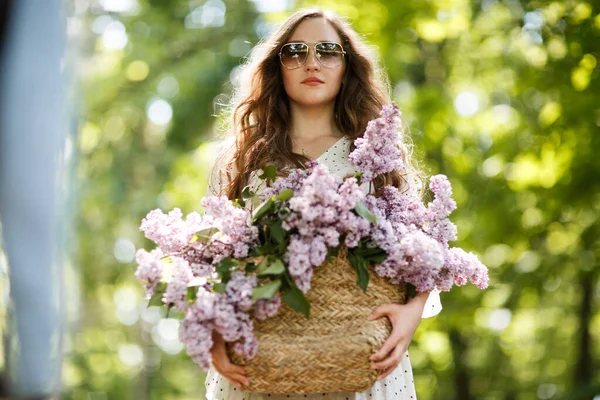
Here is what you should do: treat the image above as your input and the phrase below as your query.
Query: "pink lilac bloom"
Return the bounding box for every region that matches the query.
[140,208,204,254]
[200,195,259,259]
[178,287,216,369]
[442,247,489,290]
[348,103,405,182]
[396,230,445,292]
[282,165,373,292]
[225,271,257,313]
[134,247,165,298]
[178,276,261,371]
[423,175,458,247]
[360,173,489,292]
[162,256,194,312]
[254,293,282,320]
[262,160,319,198]
[179,316,214,369]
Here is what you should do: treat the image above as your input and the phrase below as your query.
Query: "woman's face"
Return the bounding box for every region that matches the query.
[280,18,346,108]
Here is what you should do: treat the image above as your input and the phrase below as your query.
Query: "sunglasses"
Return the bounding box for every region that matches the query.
[279,41,346,69]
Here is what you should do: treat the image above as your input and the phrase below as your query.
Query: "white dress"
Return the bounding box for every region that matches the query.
[204,136,442,400]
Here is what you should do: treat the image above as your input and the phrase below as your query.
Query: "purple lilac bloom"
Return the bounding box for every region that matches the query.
[134,247,165,298]
[282,165,373,292]
[443,247,489,290]
[397,230,445,292]
[348,103,405,182]
[140,208,204,254]
[423,175,458,246]
[254,293,282,320]
[162,256,194,311]
[200,196,260,259]
[262,160,319,198]
[225,271,257,313]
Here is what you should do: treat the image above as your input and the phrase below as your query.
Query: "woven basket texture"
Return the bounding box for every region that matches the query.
[226,246,407,394]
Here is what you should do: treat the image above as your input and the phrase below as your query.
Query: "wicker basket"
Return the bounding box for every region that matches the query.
[226,246,407,394]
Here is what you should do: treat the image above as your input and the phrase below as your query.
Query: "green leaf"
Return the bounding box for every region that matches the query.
[255,257,270,274]
[186,286,198,301]
[252,196,275,222]
[347,252,369,293]
[212,282,226,293]
[233,198,245,208]
[283,286,310,318]
[270,220,285,244]
[275,188,294,201]
[356,246,387,263]
[326,245,340,260]
[252,279,281,302]
[148,281,167,307]
[192,227,220,243]
[148,291,164,307]
[354,200,377,224]
[241,186,255,199]
[216,258,238,281]
[406,283,417,299]
[258,165,277,182]
[245,262,258,273]
[258,258,285,276]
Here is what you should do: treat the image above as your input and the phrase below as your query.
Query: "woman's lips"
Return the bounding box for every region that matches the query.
[302,81,324,86]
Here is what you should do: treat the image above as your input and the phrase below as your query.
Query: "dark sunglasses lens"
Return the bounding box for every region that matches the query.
[281,43,308,68]
[316,42,344,67]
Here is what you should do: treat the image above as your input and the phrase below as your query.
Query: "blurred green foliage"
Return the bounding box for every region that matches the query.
[66,0,599,399]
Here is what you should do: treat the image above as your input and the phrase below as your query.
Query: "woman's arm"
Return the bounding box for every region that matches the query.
[404,290,430,317]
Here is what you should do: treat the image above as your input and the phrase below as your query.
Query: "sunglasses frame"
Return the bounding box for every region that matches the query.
[278,41,347,69]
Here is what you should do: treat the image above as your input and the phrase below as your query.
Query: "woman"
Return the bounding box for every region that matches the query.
[204,7,442,399]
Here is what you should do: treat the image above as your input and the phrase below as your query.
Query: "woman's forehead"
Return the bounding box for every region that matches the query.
[288,18,341,43]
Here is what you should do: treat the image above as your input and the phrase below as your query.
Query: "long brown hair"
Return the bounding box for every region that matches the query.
[210,7,424,200]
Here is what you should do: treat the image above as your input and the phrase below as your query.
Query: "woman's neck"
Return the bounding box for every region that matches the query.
[288,101,342,141]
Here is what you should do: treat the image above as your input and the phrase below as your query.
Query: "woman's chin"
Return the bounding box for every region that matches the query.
[290,95,337,108]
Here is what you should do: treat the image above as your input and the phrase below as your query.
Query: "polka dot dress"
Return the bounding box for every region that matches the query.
[204,136,442,399]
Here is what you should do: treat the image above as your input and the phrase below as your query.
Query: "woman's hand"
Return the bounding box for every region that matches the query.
[367,295,427,381]
[211,331,250,390]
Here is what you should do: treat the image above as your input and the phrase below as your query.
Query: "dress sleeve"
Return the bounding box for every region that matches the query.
[206,161,222,197]
[421,288,442,318]
[205,151,234,197]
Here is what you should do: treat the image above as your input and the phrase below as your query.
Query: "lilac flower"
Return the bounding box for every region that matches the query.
[348,103,405,181]
[134,248,165,298]
[140,208,201,254]
[443,247,489,290]
[162,257,194,311]
[263,160,319,198]
[397,231,445,292]
[179,316,214,369]
[254,294,282,321]
[423,175,458,246]
[225,271,257,313]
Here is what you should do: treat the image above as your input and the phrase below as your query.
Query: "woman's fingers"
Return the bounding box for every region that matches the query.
[370,330,402,361]
[211,330,250,388]
[213,363,250,387]
[227,372,250,388]
[373,342,405,370]
[367,304,397,321]
[376,364,397,381]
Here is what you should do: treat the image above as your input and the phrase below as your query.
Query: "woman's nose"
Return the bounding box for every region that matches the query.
[304,48,320,71]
